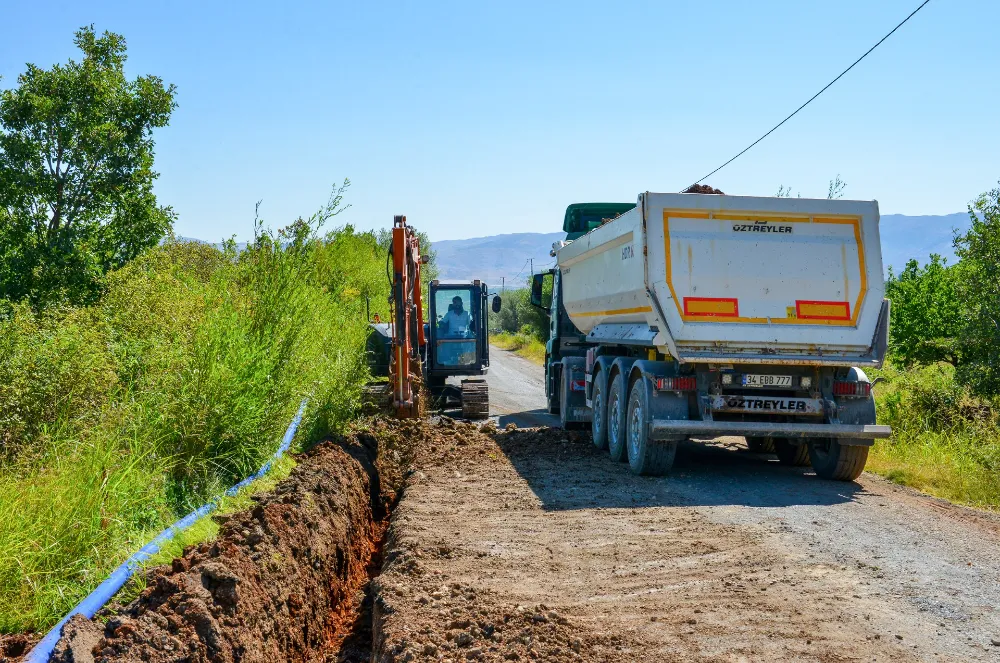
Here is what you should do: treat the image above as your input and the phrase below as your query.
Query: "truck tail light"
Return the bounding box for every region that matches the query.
[656,376,696,391]
[833,380,870,398]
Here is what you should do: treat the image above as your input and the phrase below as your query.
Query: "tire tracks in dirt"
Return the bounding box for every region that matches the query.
[371,418,998,661]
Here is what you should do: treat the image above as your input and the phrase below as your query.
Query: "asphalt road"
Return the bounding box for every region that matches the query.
[480,344,1000,660]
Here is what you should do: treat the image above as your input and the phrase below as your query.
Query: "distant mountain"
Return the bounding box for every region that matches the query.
[430,212,972,284]
[430,232,564,287]
[878,212,969,273]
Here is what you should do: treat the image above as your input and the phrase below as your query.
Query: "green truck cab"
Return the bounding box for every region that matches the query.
[531,202,635,418]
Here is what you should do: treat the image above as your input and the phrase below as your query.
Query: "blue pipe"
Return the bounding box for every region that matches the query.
[23,399,308,663]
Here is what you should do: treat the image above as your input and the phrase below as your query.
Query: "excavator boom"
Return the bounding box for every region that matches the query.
[389,215,426,418]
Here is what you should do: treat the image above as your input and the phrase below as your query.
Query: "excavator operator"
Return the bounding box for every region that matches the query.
[440,295,472,338]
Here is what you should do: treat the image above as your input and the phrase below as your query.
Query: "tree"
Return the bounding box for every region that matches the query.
[884,255,963,366]
[0,26,177,306]
[953,182,1000,396]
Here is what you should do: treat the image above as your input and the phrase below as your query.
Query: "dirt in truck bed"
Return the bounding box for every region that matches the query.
[25,412,1000,662]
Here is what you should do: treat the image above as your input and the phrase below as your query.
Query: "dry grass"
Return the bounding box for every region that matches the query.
[491,331,545,365]
[868,362,1000,510]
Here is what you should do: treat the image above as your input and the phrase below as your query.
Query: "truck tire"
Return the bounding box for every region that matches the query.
[606,371,628,462]
[626,379,677,476]
[591,372,609,450]
[546,359,560,415]
[809,439,869,481]
[746,437,775,453]
[774,438,810,466]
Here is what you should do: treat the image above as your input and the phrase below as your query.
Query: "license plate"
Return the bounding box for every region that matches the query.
[742,374,792,388]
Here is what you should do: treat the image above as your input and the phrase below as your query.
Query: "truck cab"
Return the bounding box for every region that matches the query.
[533,203,635,417]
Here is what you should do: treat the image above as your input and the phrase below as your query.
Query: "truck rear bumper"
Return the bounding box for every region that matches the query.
[648,420,891,445]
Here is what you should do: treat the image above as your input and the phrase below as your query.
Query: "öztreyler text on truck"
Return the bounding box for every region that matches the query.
[531,192,891,481]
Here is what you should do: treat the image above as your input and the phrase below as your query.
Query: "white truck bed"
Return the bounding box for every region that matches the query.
[557,192,889,366]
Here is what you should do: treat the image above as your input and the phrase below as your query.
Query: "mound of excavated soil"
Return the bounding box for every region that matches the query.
[370,419,636,662]
[47,428,408,663]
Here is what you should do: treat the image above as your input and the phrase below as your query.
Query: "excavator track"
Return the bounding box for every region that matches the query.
[460,378,489,419]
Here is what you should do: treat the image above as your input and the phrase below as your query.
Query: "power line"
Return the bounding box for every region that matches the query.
[686,0,932,189]
[510,258,531,282]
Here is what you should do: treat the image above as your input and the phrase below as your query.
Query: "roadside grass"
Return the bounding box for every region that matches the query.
[491,330,545,365]
[116,454,297,605]
[0,224,389,632]
[869,362,1000,510]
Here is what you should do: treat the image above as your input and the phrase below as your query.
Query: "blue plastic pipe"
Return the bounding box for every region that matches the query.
[23,399,308,663]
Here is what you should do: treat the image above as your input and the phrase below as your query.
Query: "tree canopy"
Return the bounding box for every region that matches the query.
[0,26,176,306]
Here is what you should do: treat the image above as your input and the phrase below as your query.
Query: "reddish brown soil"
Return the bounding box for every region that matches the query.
[0,634,38,662]
[46,428,408,663]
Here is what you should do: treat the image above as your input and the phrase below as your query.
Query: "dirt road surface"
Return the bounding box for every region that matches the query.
[373,347,1000,661]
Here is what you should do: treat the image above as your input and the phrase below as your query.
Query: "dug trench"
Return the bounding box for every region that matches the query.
[28,416,1000,661]
[41,421,414,663]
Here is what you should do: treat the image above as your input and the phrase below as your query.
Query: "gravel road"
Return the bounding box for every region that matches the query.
[411,345,1000,661]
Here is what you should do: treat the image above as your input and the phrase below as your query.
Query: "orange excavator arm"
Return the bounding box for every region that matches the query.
[388,215,426,418]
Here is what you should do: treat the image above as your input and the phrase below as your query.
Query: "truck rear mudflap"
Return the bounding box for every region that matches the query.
[648,420,891,445]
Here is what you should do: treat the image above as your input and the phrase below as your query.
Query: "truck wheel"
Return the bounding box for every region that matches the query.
[591,373,608,450]
[626,379,677,476]
[546,359,560,415]
[809,439,869,481]
[606,371,628,462]
[774,438,810,466]
[746,437,775,453]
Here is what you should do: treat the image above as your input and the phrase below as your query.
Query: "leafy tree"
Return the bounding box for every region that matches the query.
[885,255,963,366]
[493,277,550,341]
[0,26,176,306]
[953,183,1000,396]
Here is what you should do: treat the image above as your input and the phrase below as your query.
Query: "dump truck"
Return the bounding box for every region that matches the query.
[530,192,891,481]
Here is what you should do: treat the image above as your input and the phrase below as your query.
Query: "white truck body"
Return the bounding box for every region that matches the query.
[556,192,888,366]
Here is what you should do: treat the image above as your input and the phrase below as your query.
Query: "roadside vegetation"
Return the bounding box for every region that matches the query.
[866,183,1000,507]
[492,328,546,365]
[0,219,392,630]
[491,278,549,364]
[0,28,393,631]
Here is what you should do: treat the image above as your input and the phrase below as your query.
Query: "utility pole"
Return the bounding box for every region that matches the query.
[501,276,505,294]
[530,258,533,275]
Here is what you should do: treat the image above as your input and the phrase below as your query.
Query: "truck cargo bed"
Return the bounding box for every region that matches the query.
[556,193,888,366]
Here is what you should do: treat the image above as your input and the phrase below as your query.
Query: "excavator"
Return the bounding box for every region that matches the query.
[366,215,500,419]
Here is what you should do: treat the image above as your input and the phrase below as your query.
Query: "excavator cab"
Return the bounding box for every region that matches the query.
[424,280,499,418]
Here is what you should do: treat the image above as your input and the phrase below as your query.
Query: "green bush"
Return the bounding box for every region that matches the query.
[0,220,387,631]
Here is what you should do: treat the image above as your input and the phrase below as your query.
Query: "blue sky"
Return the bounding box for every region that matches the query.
[2,1,997,242]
